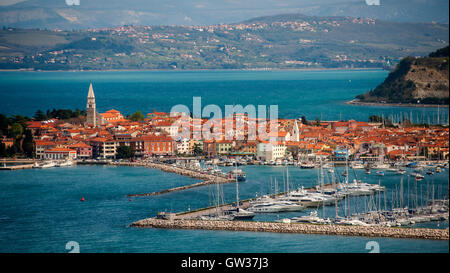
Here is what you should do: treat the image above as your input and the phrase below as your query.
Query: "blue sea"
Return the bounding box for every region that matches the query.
[0,165,448,253]
[0,69,447,123]
[0,70,448,253]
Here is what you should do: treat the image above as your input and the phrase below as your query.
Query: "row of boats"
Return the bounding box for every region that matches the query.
[277,200,449,227]
[247,181,385,213]
[33,159,75,168]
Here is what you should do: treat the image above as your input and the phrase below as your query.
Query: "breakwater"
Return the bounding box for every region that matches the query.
[108,161,232,197]
[131,218,449,240]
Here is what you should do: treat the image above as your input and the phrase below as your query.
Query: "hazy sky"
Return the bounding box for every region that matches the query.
[0,0,24,5]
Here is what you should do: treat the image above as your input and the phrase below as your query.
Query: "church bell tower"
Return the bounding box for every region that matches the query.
[86,83,97,127]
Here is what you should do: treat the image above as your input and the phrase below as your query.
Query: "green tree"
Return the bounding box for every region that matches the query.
[117,145,135,159]
[33,110,47,121]
[129,110,145,122]
[369,115,383,123]
[193,143,203,156]
[10,123,23,139]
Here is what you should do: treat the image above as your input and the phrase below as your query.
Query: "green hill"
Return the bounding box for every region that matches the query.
[355,46,449,105]
[0,14,448,70]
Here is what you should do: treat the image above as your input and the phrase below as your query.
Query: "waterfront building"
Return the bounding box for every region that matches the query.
[34,140,57,159]
[257,141,287,161]
[141,135,174,156]
[203,140,216,158]
[43,148,77,160]
[215,140,233,156]
[69,142,93,159]
[334,147,351,161]
[175,137,192,155]
[89,137,117,159]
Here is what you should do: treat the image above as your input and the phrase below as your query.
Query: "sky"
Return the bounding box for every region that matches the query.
[0,0,24,5]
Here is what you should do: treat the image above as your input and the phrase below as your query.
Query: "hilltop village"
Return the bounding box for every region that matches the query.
[0,84,448,163]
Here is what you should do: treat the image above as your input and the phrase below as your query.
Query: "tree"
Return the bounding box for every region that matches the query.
[0,114,8,136]
[117,145,135,159]
[369,115,383,123]
[22,129,34,157]
[314,117,321,126]
[129,110,145,122]
[10,123,23,139]
[33,110,47,121]
[193,143,203,156]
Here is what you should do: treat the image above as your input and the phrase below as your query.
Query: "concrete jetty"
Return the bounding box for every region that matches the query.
[130,218,449,241]
[0,163,34,170]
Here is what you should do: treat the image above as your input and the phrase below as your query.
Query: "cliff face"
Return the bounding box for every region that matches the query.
[356,46,449,105]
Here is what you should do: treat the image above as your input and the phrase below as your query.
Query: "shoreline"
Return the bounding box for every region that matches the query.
[0,67,385,73]
[346,99,449,108]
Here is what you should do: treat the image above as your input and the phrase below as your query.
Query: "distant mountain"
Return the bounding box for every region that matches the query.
[0,0,448,29]
[355,46,449,105]
[0,14,448,71]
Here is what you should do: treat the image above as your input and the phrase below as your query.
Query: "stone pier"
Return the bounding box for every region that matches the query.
[131,218,449,241]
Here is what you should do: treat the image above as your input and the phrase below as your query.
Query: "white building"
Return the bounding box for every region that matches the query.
[257,141,287,161]
[43,148,77,160]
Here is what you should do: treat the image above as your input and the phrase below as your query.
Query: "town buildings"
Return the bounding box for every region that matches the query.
[23,84,449,162]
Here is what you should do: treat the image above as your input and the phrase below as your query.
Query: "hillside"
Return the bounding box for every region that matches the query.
[0,0,448,29]
[354,46,449,105]
[0,14,448,70]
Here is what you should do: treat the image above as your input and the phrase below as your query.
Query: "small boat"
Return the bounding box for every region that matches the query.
[226,208,255,220]
[230,168,246,182]
[396,169,406,175]
[365,168,371,174]
[410,172,424,179]
[299,162,315,169]
[426,169,434,175]
[350,162,365,169]
[376,171,385,176]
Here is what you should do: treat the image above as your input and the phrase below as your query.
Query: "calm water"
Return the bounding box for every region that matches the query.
[0,70,447,123]
[0,165,448,253]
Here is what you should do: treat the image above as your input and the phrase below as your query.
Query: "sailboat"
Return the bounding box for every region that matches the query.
[227,162,255,220]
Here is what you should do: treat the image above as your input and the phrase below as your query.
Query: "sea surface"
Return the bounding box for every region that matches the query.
[0,164,448,253]
[0,69,447,123]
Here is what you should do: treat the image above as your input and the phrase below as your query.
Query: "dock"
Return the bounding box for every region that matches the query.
[130,218,449,241]
[0,163,34,170]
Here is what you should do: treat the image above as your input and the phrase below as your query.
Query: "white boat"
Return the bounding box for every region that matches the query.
[247,200,304,213]
[371,163,390,169]
[33,161,56,169]
[291,211,331,224]
[56,159,74,167]
[410,172,424,179]
[350,162,365,169]
[299,162,315,169]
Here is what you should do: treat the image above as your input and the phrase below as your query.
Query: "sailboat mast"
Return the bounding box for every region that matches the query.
[235,162,239,211]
